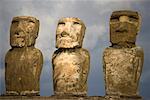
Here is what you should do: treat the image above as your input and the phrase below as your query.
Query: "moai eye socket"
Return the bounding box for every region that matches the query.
[129,16,138,22]
[29,20,35,23]
[110,16,119,22]
[12,20,19,24]
[58,22,65,26]
[73,22,80,25]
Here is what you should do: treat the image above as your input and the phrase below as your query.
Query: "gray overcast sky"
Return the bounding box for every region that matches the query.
[0,0,150,99]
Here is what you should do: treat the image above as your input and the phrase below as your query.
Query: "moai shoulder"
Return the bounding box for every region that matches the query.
[52,17,90,96]
[103,10,144,100]
[52,48,90,63]
[5,16,43,96]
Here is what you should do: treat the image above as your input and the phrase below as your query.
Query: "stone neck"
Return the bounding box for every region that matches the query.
[58,47,82,50]
[11,46,35,51]
[111,42,136,48]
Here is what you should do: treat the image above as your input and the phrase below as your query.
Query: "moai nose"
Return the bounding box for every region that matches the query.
[115,22,128,33]
[119,23,125,29]
[17,22,24,31]
[15,22,25,35]
[64,22,72,33]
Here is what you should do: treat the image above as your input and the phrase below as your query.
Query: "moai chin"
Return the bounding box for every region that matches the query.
[52,17,90,96]
[5,16,43,96]
[103,10,144,99]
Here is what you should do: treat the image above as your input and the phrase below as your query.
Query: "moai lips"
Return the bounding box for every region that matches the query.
[103,10,144,100]
[5,16,43,96]
[52,17,90,96]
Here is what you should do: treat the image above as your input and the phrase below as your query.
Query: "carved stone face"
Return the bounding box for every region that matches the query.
[56,17,86,48]
[10,16,39,47]
[110,10,141,47]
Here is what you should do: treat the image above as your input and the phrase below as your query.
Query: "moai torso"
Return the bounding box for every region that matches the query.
[52,17,90,96]
[103,10,144,99]
[104,47,143,96]
[5,16,43,96]
[52,48,89,95]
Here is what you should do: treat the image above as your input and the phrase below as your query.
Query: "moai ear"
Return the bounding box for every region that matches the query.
[137,12,141,33]
[80,22,86,46]
[35,19,40,39]
[27,17,40,39]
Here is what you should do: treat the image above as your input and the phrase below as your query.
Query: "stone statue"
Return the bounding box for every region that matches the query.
[5,16,43,96]
[103,10,144,99]
[52,17,90,96]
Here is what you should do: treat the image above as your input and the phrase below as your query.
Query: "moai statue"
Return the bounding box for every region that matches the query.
[52,17,90,96]
[5,16,43,96]
[103,10,144,99]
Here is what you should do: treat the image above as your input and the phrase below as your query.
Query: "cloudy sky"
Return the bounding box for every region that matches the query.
[0,0,150,99]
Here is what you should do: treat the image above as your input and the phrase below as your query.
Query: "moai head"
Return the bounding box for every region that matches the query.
[56,17,86,48]
[10,16,39,47]
[110,10,141,48]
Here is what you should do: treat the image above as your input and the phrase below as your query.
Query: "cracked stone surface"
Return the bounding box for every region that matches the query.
[110,10,141,48]
[103,10,144,100]
[52,48,90,96]
[103,47,144,97]
[5,16,43,96]
[52,17,90,96]
[56,17,86,48]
